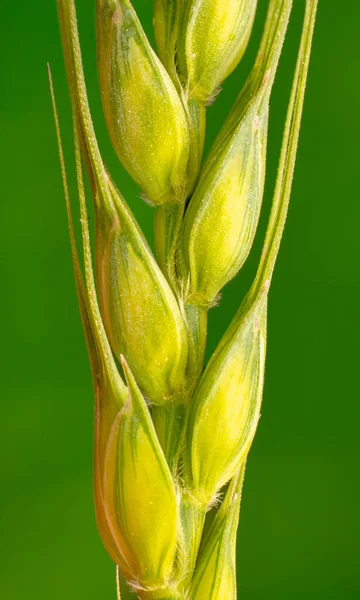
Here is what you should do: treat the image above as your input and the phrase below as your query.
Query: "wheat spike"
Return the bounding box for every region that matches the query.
[52,1,318,597]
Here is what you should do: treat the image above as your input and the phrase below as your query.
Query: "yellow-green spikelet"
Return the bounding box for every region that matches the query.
[185,293,267,503]
[153,0,182,79]
[179,0,293,307]
[181,102,268,307]
[177,0,257,103]
[109,357,178,588]
[95,178,189,406]
[96,0,190,205]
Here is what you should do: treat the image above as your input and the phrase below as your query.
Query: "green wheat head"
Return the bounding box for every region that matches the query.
[50,0,318,598]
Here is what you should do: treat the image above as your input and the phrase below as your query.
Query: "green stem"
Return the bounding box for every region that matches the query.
[176,492,207,589]
[184,303,208,385]
[153,97,206,283]
[185,98,206,196]
[154,201,185,288]
[151,306,207,474]
[151,400,186,474]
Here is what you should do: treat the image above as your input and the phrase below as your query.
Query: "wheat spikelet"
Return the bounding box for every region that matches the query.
[51,0,318,597]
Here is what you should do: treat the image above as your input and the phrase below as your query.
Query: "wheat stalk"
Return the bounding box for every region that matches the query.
[50,0,318,598]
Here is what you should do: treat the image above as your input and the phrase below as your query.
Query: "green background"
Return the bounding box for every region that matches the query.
[1,1,359,598]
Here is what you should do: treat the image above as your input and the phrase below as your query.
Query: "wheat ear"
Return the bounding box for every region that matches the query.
[51,1,318,598]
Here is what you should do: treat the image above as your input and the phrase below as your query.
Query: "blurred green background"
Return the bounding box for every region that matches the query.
[1,1,359,598]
